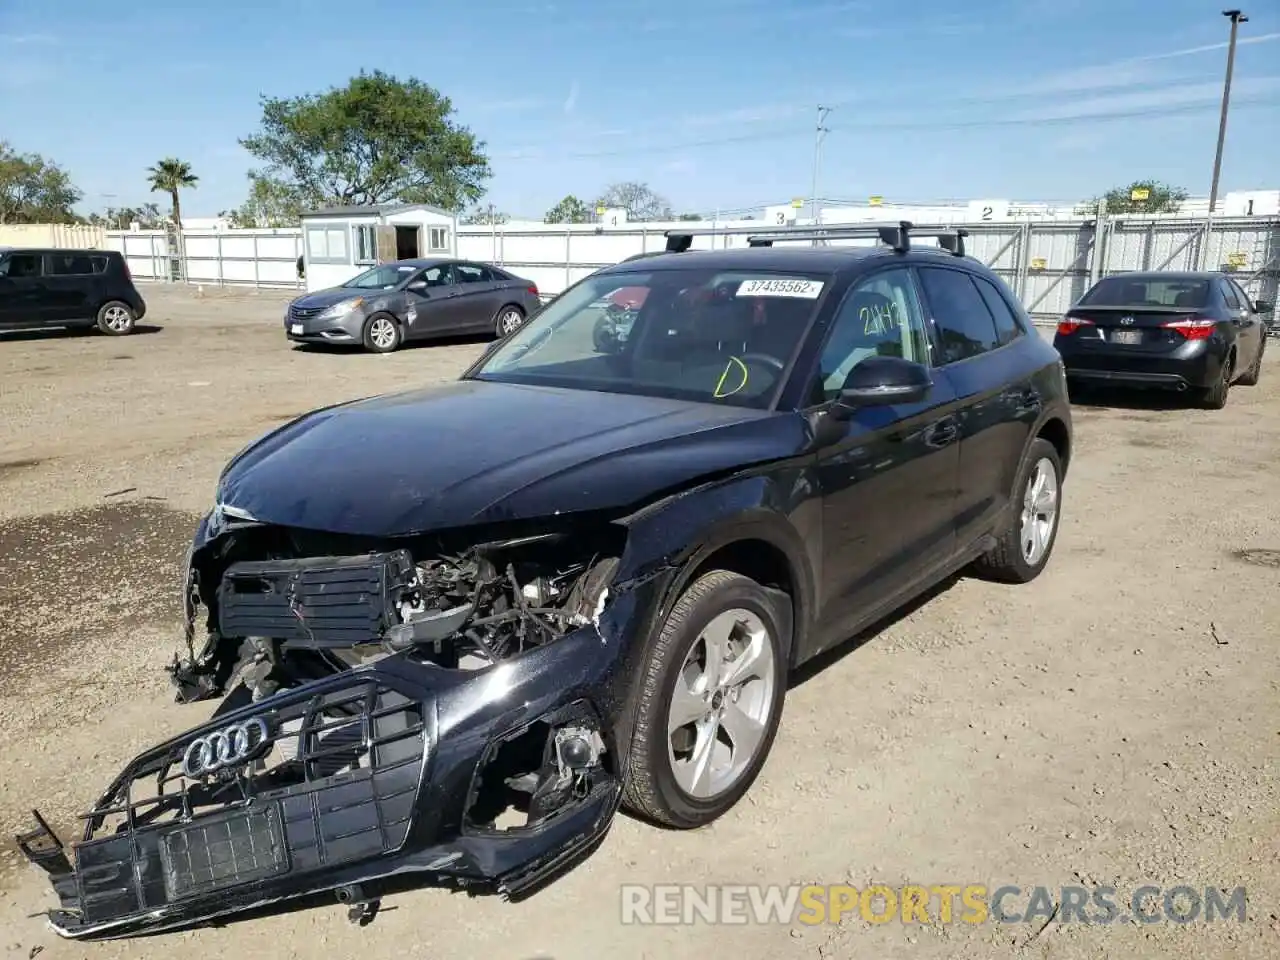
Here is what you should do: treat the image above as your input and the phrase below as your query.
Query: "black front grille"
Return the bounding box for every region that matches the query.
[289,304,326,321]
[71,679,427,920]
[217,550,415,649]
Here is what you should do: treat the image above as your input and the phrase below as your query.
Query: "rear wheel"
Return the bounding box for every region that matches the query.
[1197,355,1232,409]
[623,570,788,828]
[973,438,1063,584]
[1237,341,1264,386]
[362,313,402,353]
[494,305,525,337]
[96,301,136,335]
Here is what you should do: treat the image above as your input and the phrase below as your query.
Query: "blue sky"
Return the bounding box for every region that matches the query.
[2,0,1277,218]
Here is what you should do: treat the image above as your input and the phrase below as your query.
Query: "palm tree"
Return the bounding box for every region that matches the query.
[146,158,198,229]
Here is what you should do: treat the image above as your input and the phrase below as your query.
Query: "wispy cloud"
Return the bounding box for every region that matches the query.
[1010,75,1280,121]
[0,32,58,45]
[1129,31,1280,63]
[563,80,579,115]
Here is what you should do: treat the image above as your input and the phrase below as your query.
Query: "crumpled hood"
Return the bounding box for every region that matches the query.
[215,380,810,537]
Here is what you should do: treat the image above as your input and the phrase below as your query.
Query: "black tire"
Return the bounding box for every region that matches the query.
[622,569,789,829]
[96,300,136,336]
[361,313,402,354]
[972,437,1064,584]
[1237,341,1264,387]
[1197,354,1232,409]
[493,304,525,338]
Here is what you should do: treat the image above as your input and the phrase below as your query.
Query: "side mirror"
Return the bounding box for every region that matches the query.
[1253,299,1273,314]
[830,355,932,417]
[406,280,428,293]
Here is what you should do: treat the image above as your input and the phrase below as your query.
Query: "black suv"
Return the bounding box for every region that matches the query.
[20,222,1073,940]
[0,247,147,335]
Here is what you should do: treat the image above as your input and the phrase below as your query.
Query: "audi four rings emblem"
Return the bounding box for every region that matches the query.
[1120,315,1136,325]
[181,717,272,777]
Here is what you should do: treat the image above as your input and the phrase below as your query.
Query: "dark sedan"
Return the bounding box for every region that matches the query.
[285,259,542,353]
[1055,271,1270,408]
[20,226,1073,939]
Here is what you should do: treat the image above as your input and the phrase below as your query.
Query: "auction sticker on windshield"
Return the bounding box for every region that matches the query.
[736,278,824,299]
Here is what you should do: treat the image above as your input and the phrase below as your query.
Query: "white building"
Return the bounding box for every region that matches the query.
[299,204,458,292]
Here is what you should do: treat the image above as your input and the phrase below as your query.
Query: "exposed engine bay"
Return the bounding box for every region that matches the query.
[172,523,623,707]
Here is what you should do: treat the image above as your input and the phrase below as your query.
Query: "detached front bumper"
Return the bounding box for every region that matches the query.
[18,633,626,941]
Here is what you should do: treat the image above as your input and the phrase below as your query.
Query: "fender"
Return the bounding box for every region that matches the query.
[614,468,819,666]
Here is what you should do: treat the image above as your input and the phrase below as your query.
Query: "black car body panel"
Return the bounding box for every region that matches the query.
[285,259,541,347]
[20,236,1073,939]
[1054,271,1267,391]
[0,248,146,330]
[216,380,803,537]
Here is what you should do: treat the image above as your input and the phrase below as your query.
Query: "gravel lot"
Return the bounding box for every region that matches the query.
[1,285,1277,960]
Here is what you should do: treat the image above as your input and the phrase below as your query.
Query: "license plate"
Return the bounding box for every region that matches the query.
[289,323,304,335]
[1110,329,1142,345]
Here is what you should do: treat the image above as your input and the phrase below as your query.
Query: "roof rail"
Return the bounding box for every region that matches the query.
[745,221,968,257]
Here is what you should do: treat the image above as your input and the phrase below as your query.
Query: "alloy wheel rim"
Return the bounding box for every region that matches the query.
[500,310,522,334]
[666,608,776,799]
[370,318,396,349]
[1019,456,1059,566]
[104,306,131,331]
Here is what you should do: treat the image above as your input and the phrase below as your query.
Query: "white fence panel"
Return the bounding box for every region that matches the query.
[93,217,1276,324]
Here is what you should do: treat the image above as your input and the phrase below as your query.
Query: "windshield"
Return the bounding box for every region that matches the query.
[470,267,831,408]
[342,263,419,289]
[1080,276,1210,309]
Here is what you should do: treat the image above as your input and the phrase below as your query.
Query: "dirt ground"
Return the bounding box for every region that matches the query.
[1,285,1277,960]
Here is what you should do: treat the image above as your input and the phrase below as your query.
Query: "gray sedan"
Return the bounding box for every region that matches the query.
[284,259,542,353]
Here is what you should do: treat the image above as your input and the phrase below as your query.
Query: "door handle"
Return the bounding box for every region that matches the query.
[924,419,958,448]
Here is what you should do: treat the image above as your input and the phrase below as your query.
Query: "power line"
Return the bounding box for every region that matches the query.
[500,96,1274,161]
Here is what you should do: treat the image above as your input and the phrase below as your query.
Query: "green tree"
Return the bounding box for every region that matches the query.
[146,157,199,229]
[0,142,81,224]
[223,173,308,228]
[87,202,165,229]
[1091,179,1188,214]
[239,71,490,212]
[544,194,590,223]
[463,205,508,225]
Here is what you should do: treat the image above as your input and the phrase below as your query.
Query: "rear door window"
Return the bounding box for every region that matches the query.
[45,253,98,276]
[455,263,492,283]
[0,253,43,278]
[1228,280,1253,311]
[918,267,1001,364]
[972,275,1024,346]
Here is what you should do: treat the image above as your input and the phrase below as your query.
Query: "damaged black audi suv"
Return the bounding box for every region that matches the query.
[19,224,1073,939]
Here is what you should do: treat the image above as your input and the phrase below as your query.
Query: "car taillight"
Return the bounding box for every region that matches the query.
[1161,316,1217,340]
[1057,316,1093,336]
[527,285,539,297]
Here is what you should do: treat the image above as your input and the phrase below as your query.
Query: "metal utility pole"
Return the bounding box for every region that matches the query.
[1209,9,1247,213]
[809,105,832,228]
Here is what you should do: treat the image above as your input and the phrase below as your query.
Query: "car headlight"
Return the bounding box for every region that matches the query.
[320,297,364,318]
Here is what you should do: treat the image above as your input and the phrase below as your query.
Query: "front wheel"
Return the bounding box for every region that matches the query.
[623,570,789,829]
[96,301,136,336]
[972,437,1063,584]
[362,313,402,353]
